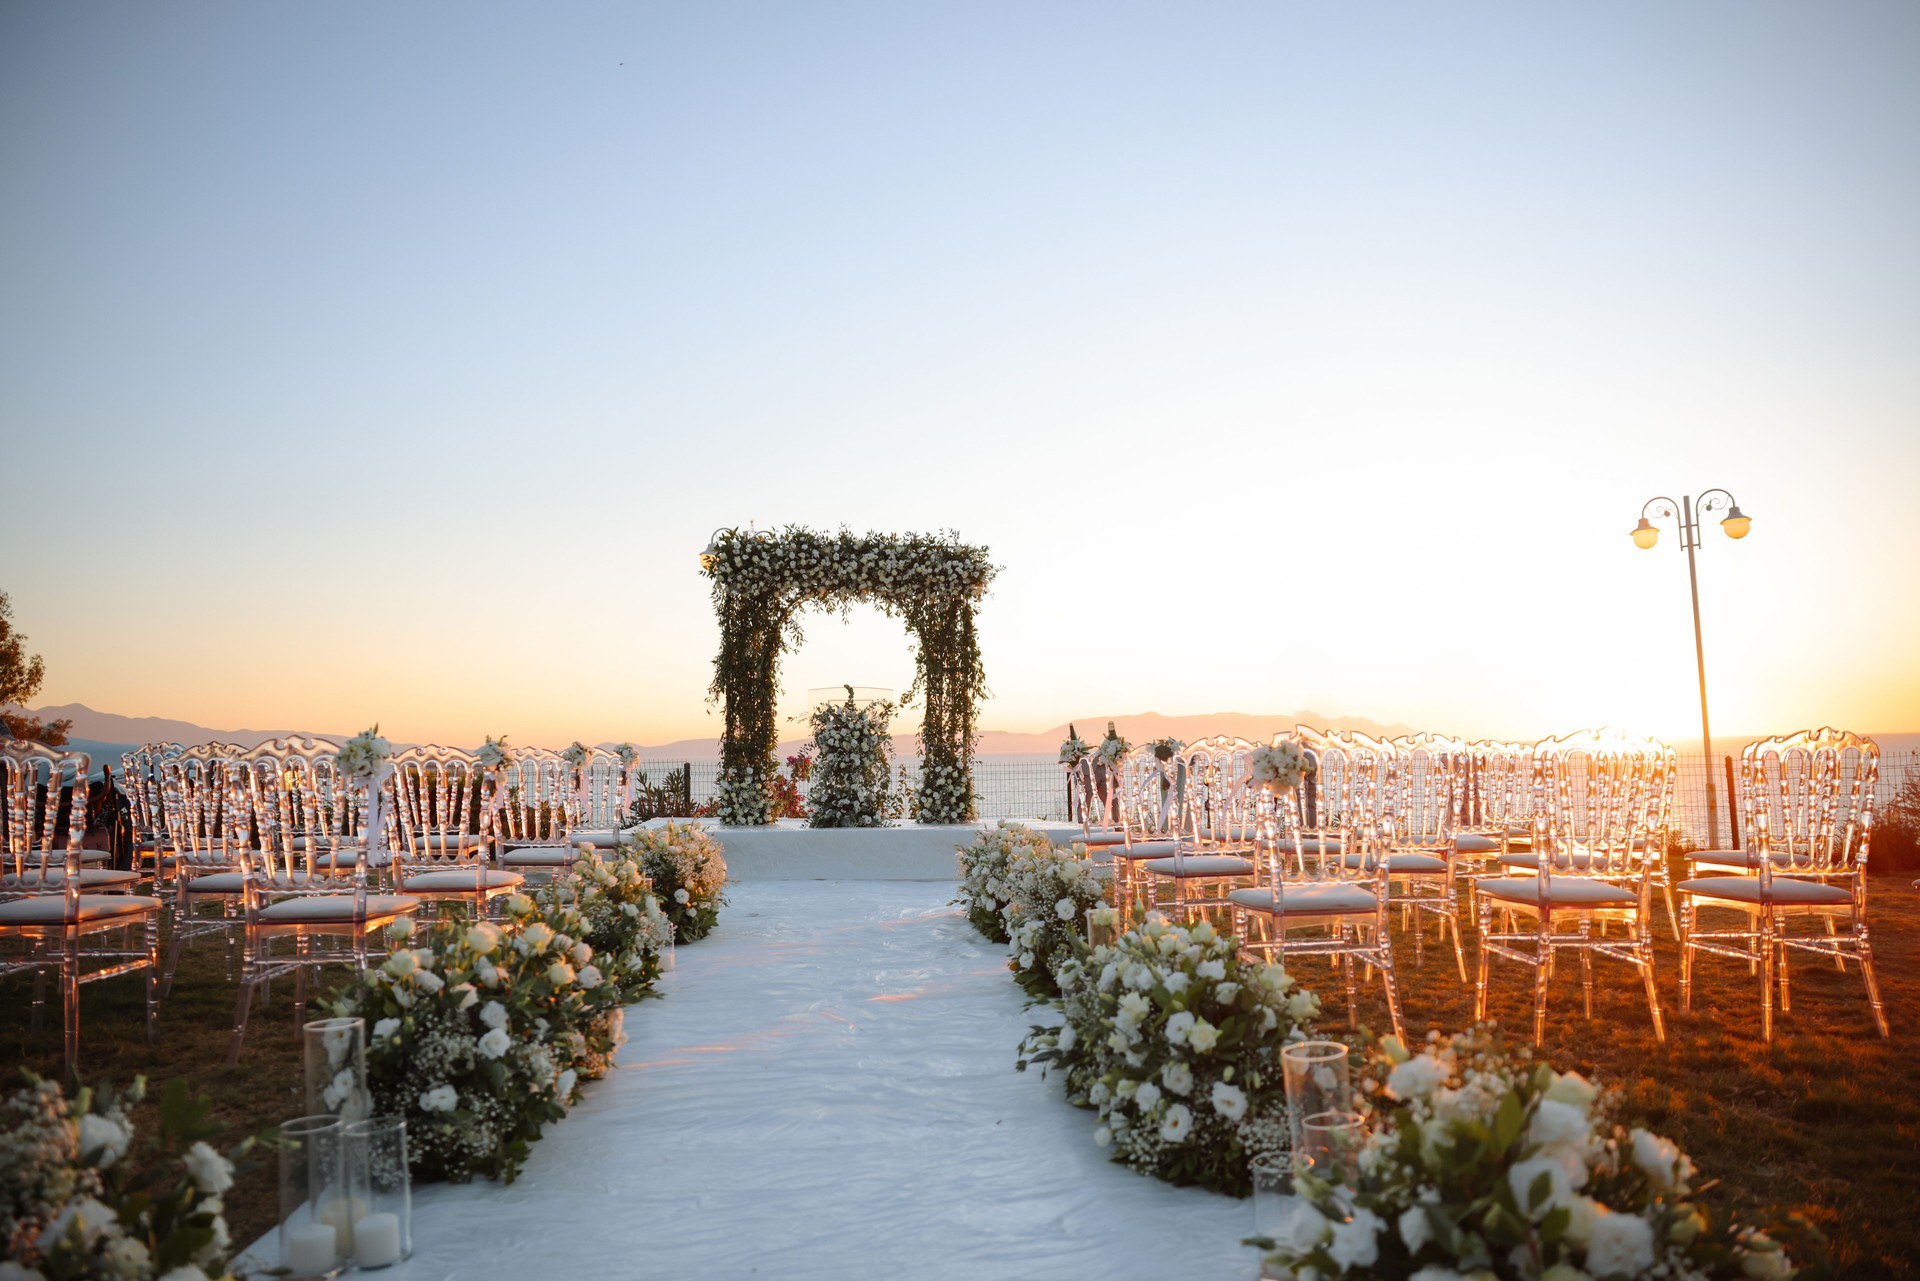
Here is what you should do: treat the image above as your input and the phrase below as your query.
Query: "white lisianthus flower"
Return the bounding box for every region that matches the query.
[480,999,509,1029]
[1164,972,1190,994]
[1282,1201,1331,1253]
[1195,958,1226,981]
[1117,992,1153,1028]
[1545,1069,1598,1109]
[1328,1206,1385,1270]
[1187,1018,1220,1053]
[1164,1010,1195,1044]
[1087,1081,1110,1106]
[418,1085,458,1113]
[556,1068,578,1099]
[373,1016,401,1040]
[413,969,445,994]
[37,1196,117,1251]
[1583,1207,1656,1277]
[1017,950,1035,969]
[577,965,604,990]
[1133,1081,1162,1112]
[572,941,593,965]
[102,1237,151,1276]
[388,916,415,941]
[466,922,503,953]
[384,950,419,978]
[78,1112,132,1165]
[520,922,556,952]
[674,888,691,904]
[1123,963,1153,991]
[1387,1054,1449,1101]
[1161,1061,1194,1096]
[1509,1154,1576,1218]
[1057,1024,1075,1052]
[455,983,479,1011]
[183,1140,234,1193]
[1629,1127,1695,1192]
[1398,1205,1432,1254]
[1054,897,1076,921]
[1159,1102,1194,1143]
[1209,1080,1248,1122]
[546,960,577,986]
[1093,1125,1112,1148]
[1530,1098,1591,1153]
[478,1027,512,1060]
[475,957,500,987]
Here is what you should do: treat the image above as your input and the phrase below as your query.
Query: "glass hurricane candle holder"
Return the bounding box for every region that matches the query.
[1296,1109,1365,1188]
[1085,904,1119,949]
[1280,1040,1351,1168]
[343,1116,413,1269]
[304,1017,370,1123]
[1250,1158,1296,1279]
[278,1115,349,1279]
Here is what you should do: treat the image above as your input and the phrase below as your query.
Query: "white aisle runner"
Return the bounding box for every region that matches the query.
[372,882,1256,1280]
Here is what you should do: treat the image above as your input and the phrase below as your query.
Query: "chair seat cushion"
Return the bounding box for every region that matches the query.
[1229,883,1378,915]
[188,871,328,894]
[0,894,161,924]
[1496,851,1623,872]
[10,849,110,866]
[570,830,623,849]
[406,833,483,852]
[1075,830,1128,847]
[1269,836,1344,855]
[1477,876,1637,907]
[501,848,574,867]
[1687,849,1806,871]
[1384,851,1449,874]
[1677,876,1852,907]
[1453,834,1501,854]
[2,868,141,892]
[1112,840,1182,860]
[400,869,525,892]
[1141,855,1257,879]
[258,894,421,923]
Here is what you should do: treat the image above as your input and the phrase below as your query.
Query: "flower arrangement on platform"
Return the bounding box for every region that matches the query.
[325,900,628,1184]
[535,845,675,1005]
[955,820,1061,944]
[769,751,812,821]
[1059,725,1090,767]
[807,687,896,829]
[475,735,511,770]
[701,525,996,826]
[1250,740,1314,793]
[1023,913,1320,1197]
[1262,1027,1801,1281]
[619,821,729,942]
[335,725,393,780]
[1,1075,246,1281]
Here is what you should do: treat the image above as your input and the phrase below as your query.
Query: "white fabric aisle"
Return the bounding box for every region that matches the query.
[369,881,1258,1281]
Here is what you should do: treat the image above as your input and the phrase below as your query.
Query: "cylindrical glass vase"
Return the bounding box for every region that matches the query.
[1296,1109,1364,1188]
[1280,1040,1351,1169]
[1250,1158,1296,1278]
[1085,905,1119,949]
[343,1116,413,1269]
[304,1017,370,1123]
[278,1115,349,1280]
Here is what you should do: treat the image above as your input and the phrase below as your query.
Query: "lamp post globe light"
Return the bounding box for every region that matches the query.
[1631,488,1752,849]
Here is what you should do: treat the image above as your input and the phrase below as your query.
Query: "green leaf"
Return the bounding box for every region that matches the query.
[1491,1088,1524,1153]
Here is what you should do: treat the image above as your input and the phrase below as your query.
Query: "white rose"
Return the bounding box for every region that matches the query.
[1056,1024,1075,1052]
[1158,1102,1194,1143]
[478,1027,512,1059]
[578,965,604,990]
[383,950,419,978]
[413,969,445,994]
[1281,1201,1331,1253]
[183,1141,234,1193]
[1286,990,1319,1022]
[466,922,503,953]
[1133,1080,1162,1112]
[480,1000,508,1030]
[1093,1125,1112,1148]
[1161,1061,1194,1096]
[388,916,415,941]
[1529,1099,1591,1152]
[572,942,593,966]
[1164,972,1190,994]
[1398,1205,1432,1253]
[556,1068,579,1099]
[674,888,691,904]
[1387,1054,1448,1101]
[1087,1081,1110,1106]
[1328,1206,1385,1270]
[1583,1207,1656,1277]
[1629,1127,1695,1192]
[1509,1154,1575,1218]
[1209,1080,1248,1122]
[475,957,500,987]
[373,1017,401,1041]
[1164,1010,1195,1044]
[1018,950,1035,969]
[1195,958,1226,981]
[418,1085,457,1113]
[78,1112,132,1165]
[1187,1018,1220,1054]
[520,922,555,952]
[1545,1069,1598,1109]
[1055,897,1076,921]
[1213,981,1240,1005]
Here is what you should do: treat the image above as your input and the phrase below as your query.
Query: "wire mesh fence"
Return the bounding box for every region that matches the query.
[640,750,1920,838]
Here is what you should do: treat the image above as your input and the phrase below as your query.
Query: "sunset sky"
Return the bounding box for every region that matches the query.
[4,2,1916,748]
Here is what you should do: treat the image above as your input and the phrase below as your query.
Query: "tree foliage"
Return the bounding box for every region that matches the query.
[0,590,69,746]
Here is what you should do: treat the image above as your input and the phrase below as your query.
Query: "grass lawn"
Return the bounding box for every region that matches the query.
[3,872,1916,1276]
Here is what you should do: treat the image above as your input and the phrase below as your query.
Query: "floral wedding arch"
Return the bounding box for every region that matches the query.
[701,526,997,826]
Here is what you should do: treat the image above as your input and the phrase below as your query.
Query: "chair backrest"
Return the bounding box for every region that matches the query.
[1742,727,1877,875]
[1458,740,1535,835]
[159,752,250,868]
[1,739,90,862]
[1116,746,1187,841]
[1066,756,1119,832]
[391,744,487,865]
[1181,736,1260,844]
[118,741,184,841]
[1381,737,1459,852]
[571,748,626,831]
[1264,730,1385,889]
[237,737,362,872]
[492,748,572,846]
[1531,730,1665,879]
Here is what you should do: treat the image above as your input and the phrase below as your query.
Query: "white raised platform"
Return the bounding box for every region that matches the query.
[643,818,1095,881]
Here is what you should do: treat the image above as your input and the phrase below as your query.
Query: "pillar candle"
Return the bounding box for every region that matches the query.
[354,1211,405,1268]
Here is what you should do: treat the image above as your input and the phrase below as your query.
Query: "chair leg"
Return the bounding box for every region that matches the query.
[145,913,160,1045]
[1760,912,1776,1044]
[1678,895,1695,1013]
[1341,952,1358,1029]
[1531,945,1550,1047]
[1825,915,1845,971]
[1473,897,1492,1022]
[162,927,190,999]
[1777,918,1792,1014]
[1638,933,1665,1043]
[1579,923,1594,1020]
[1376,950,1406,1043]
[30,969,46,1033]
[1857,919,1890,1038]
[1661,879,1680,942]
[64,928,82,1073]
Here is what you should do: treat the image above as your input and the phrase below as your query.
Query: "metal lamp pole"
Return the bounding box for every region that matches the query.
[1630,489,1752,849]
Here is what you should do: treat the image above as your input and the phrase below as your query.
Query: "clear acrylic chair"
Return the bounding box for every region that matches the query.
[1448,740,1537,876]
[491,747,577,882]
[1473,731,1667,1044]
[1229,748,1405,1040]
[1677,728,1888,1041]
[227,758,421,1062]
[117,741,184,880]
[1121,745,1255,921]
[390,744,522,912]
[1183,737,1262,852]
[1378,736,1468,981]
[0,741,162,1069]
[157,749,255,994]
[1065,755,1129,855]
[569,747,630,850]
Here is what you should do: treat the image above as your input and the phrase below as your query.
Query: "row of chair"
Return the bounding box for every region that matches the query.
[1065,726,1885,1046]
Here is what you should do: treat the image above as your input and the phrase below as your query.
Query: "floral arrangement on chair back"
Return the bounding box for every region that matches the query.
[1024,911,1320,1196]
[618,821,729,942]
[1059,725,1090,768]
[1,1075,248,1281]
[1097,722,1130,770]
[806,686,896,829]
[1260,1027,1803,1281]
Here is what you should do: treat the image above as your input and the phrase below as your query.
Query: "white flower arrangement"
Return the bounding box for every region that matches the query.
[958,823,1110,999]
[807,689,896,829]
[1149,736,1186,763]
[561,741,591,769]
[476,735,511,770]
[1250,739,1315,794]
[618,821,729,942]
[1262,1027,1801,1281]
[1097,723,1130,769]
[615,743,637,769]
[1059,727,1091,767]
[1022,913,1320,1196]
[335,725,394,781]
[1,1075,245,1281]
[954,819,1058,943]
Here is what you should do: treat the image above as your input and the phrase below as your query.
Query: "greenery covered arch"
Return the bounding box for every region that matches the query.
[701,526,997,825]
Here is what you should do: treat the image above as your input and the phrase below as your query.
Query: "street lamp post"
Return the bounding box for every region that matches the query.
[1630,489,1752,849]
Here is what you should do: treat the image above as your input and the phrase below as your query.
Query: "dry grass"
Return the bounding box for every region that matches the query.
[5,876,1917,1275]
